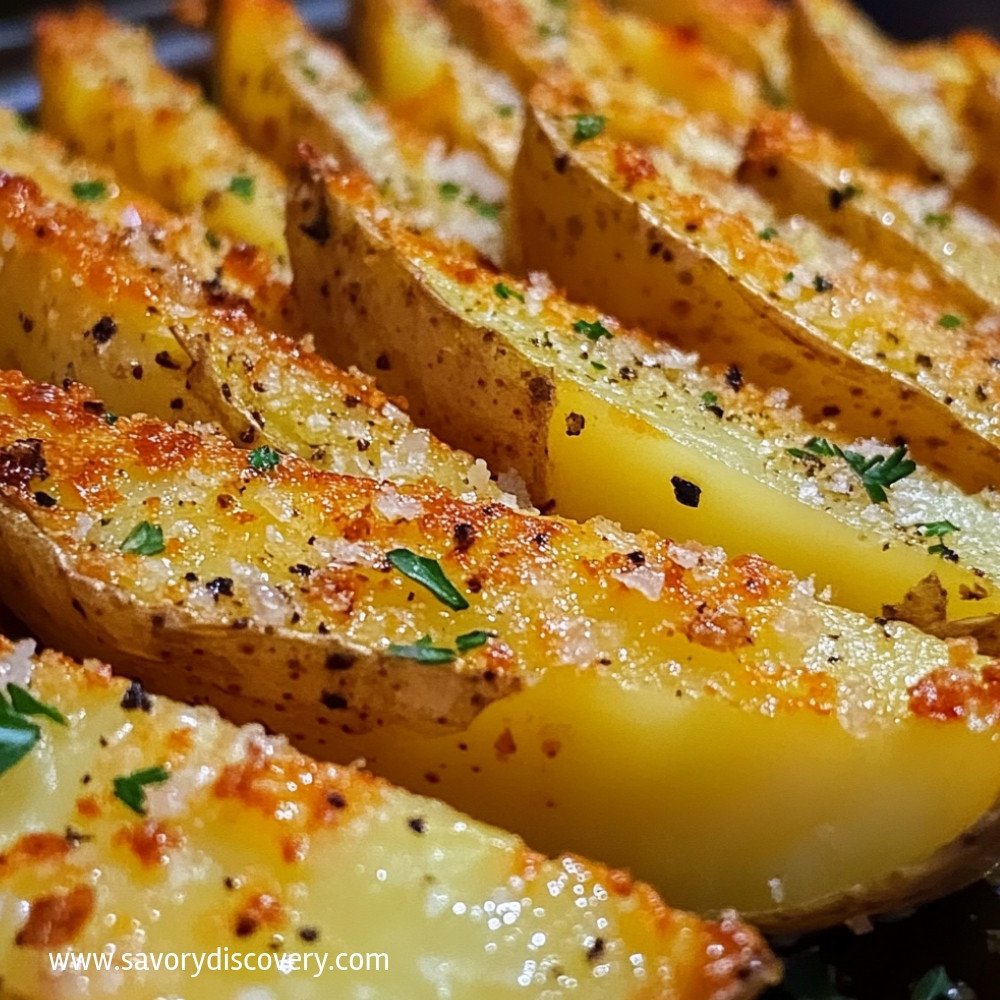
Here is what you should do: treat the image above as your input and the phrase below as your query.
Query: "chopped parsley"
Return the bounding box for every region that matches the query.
[910,966,958,1000]
[920,520,961,559]
[15,112,35,132]
[784,271,795,282]
[761,77,789,110]
[496,103,516,118]
[204,229,222,250]
[455,629,496,652]
[349,86,372,105]
[0,681,67,776]
[758,226,778,241]
[465,192,503,219]
[7,684,67,726]
[227,174,255,202]
[387,640,456,664]
[439,181,461,201]
[787,437,917,503]
[387,549,469,610]
[71,179,108,202]
[573,318,612,341]
[104,411,118,425]
[923,212,952,230]
[113,764,169,815]
[701,391,722,414]
[494,282,524,303]
[590,361,607,371]
[0,711,40,777]
[938,313,963,329]
[120,521,165,556]
[248,445,281,471]
[571,113,606,144]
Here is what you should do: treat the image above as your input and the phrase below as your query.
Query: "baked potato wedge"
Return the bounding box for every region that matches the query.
[439,0,764,126]
[787,0,971,185]
[3,371,1000,930]
[738,111,1000,313]
[511,81,1000,494]
[289,157,1000,640]
[34,7,289,262]
[0,107,292,329]
[603,0,789,98]
[214,0,506,262]
[353,0,523,176]
[0,635,778,999]
[954,33,1000,226]
[0,172,499,499]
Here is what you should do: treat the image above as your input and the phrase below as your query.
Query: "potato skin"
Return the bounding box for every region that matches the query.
[510,83,1000,493]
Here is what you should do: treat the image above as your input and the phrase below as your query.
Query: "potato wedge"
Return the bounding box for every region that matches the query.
[738,111,1000,313]
[510,81,1000,494]
[0,108,292,329]
[954,33,1000,226]
[599,0,789,98]
[439,0,764,125]
[3,371,1000,929]
[787,0,971,185]
[0,635,778,999]
[214,0,505,262]
[35,7,289,262]
[353,0,523,175]
[289,157,1000,640]
[0,172,498,500]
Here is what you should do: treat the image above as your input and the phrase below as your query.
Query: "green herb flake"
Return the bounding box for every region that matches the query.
[923,212,952,230]
[387,549,469,610]
[591,361,607,371]
[7,684,67,726]
[71,179,109,203]
[120,521,165,556]
[919,520,960,538]
[204,230,222,250]
[573,318,612,341]
[0,712,40,776]
[784,271,795,282]
[496,103,516,118]
[758,226,778,241]
[787,438,916,502]
[829,183,862,209]
[701,391,719,408]
[15,112,35,132]
[456,629,496,652]
[439,181,462,201]
[910,966,958,1000]
[387,642,456,664]
[113,764,170,815]
[494,282,525,303]
[248,445,281,472]
[571,113,606,144]
[227,174,255,202]
[349,86,371,105]
[761,77,788,110]
[104,411,119,425]
[465,192,503,219]
[938,313,963,329]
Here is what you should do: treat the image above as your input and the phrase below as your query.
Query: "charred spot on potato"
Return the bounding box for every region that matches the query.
[0,437,47,490]
[120,678,153,712]
[670,475,702,508]
[324,652,354,671]
[86,315,117,345]
[299,197,331,245]
[565,412,585,436]
[320,690,348,711]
